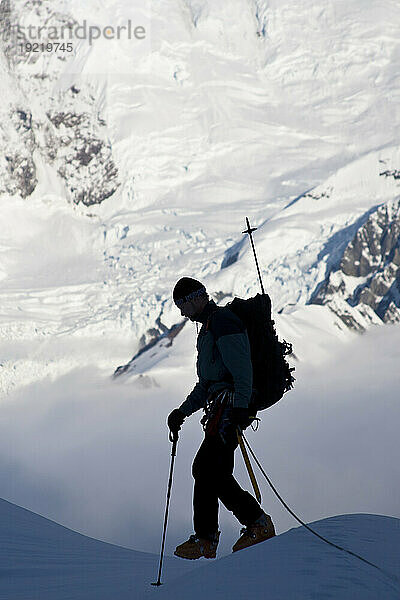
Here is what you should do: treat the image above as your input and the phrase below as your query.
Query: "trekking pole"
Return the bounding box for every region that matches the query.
[151,431,178,587]
[242,217,265,294]
[237,428,261,503]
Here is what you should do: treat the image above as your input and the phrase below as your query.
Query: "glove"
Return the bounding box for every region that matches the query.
[167,408,185,436]
[230,407,251,431]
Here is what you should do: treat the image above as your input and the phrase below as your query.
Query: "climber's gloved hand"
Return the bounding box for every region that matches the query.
[230,407,251,431]
[167,408,185,437]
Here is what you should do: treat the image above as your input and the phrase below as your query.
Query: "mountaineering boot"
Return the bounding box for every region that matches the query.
[232,512,275,553]
[174,531,220,560]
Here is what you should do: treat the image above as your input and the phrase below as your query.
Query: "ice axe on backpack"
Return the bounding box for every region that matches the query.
[243,216,265,294]
[238,217,267,503]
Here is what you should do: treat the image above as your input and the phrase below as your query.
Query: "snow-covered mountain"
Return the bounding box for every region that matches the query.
[1,498,399,600]
[116,145,400,377]
[1,0,400,391]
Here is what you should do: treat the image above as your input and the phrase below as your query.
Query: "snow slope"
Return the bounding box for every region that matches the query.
[1,498,398,600]
[148,514,400,600]
[0,497,195,600]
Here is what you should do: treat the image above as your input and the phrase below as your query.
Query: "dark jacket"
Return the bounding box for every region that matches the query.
[179,300,253,417]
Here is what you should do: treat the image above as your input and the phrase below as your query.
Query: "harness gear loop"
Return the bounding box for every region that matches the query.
[202,390,230,436]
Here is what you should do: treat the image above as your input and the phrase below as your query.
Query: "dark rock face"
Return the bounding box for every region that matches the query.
[380,169,400,181]
[44,93,120,206]
[114,320,187,378]
[5,152,37,197]
[47,112,85,129]
[310,198,400,329]
[0,107,37,198]
[47,102,120,206]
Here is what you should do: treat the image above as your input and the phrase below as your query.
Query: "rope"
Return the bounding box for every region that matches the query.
[241,433,400,591]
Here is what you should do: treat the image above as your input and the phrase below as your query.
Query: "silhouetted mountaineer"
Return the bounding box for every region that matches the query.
[168,277,275,560]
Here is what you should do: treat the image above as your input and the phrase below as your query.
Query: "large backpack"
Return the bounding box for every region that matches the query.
[226,294,295,411]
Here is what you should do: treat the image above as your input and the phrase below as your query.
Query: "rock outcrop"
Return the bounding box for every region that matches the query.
[310,198,400,329]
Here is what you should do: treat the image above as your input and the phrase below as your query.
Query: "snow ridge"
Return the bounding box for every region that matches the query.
[1,498,399,600]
